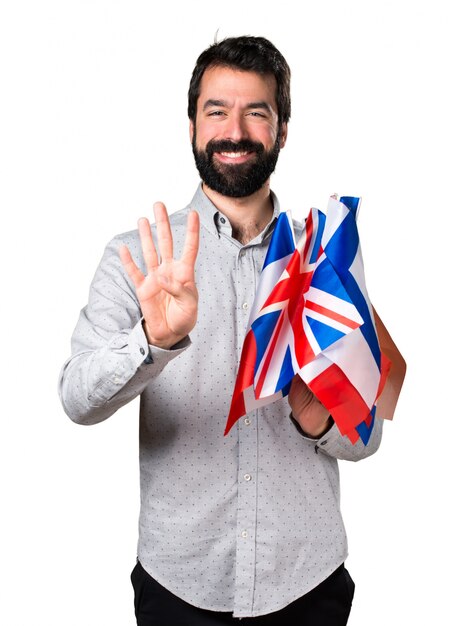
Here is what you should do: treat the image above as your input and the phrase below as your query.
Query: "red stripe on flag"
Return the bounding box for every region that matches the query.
[224,330,258,435]
[224,393,246,436]
[305,300,361,330]
[285,259,315,369]
[301,213,314,266]
[262,276,291,308]
[307,364,372,438]
[344,427,360,444]
[235,330,258,392]
[290,305,315,368]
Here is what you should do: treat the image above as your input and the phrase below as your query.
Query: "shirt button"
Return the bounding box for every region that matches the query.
[242,302,249,311]
[140,347,145,355]
[244,474,252,481]
[239,249,246,257]
[113,376,120,384]
[241,530,248,538]
[220,216,226,224]
[244,418,251,426]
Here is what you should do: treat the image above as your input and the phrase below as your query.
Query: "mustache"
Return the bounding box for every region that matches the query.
[205,139,264,157]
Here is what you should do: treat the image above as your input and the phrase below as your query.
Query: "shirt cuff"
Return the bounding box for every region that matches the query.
[135,319,191,367]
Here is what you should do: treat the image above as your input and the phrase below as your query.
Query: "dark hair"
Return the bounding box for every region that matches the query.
[187,35,291,127]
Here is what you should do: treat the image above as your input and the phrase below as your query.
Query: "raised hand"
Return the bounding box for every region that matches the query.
[119,202,200,350]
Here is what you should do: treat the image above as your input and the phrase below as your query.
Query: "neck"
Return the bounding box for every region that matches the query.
[202,181,274,245]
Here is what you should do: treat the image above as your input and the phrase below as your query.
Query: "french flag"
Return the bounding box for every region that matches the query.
[225,196,391,445]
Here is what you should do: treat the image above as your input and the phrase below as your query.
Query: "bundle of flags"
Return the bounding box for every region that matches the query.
[225,195,391,445]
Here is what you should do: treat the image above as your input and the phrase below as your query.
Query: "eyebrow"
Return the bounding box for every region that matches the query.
[202,99,273,112]
[246,101,272,111]
[203,99,228,110]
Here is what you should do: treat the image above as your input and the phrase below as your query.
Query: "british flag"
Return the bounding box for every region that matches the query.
[225,195,391,444]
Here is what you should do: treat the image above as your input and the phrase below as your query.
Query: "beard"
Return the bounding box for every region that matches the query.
[191,131,282,198]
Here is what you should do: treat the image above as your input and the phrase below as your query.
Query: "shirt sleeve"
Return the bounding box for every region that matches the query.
[58,235,190,425]
[314,417,383,461]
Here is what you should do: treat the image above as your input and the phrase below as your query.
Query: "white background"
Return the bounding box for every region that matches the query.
[1,1,456,624]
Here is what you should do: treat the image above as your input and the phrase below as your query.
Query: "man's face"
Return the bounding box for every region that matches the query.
[190,66,287,198]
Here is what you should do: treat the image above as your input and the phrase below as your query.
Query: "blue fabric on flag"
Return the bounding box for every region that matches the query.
[312,257,353,303]
[355,407,376,445]
[309,211,326,264]
[276,345,295,393]
[307,316,346,351]
[339,196,360,217]
[252,310,282,372]
[263,212,296,269]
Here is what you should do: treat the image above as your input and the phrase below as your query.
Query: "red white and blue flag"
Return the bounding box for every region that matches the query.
[225,195,391,444]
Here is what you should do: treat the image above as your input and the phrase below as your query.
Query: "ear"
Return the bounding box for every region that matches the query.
[189,119,195,144]
[279,122,288,149]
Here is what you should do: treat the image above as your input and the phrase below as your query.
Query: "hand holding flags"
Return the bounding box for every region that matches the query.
[225,195,401,445]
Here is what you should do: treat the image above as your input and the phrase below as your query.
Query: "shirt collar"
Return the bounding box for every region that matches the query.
[188,182,281,243]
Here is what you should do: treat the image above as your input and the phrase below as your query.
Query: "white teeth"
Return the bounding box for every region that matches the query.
[220,151,249,158]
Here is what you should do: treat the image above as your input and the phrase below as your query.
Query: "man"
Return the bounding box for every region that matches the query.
[59,36,395,625]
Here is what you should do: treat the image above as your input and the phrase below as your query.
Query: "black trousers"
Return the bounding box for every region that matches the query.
[131,560,355,626]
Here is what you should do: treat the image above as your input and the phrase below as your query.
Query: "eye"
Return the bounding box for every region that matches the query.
[208,110,225,117]
[248,111,266,118]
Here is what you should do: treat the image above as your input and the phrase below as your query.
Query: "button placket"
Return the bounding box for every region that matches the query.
[233,245,259,615]
[234,411,258,614]
[234,247,253,357]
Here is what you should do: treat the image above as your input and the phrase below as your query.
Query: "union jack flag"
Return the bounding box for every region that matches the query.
[225,195,391,444]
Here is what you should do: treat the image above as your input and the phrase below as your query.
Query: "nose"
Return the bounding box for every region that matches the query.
[223,113,248,143]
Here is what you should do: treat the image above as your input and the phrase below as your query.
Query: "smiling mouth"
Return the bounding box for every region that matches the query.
[221,150,249,157]
[214,150,255,163]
